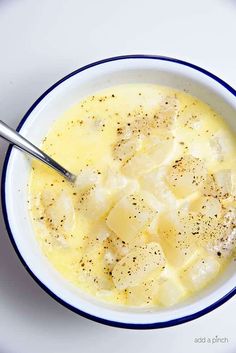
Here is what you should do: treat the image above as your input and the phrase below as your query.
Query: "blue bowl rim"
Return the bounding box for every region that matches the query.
[1,54,236,330]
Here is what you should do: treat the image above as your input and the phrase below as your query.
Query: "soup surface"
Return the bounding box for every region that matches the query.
[29,84,236,307]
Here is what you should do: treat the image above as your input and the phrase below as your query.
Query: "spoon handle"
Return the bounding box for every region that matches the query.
[0,120,76,183]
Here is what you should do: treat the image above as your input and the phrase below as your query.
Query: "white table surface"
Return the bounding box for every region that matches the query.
[0,1,235,352]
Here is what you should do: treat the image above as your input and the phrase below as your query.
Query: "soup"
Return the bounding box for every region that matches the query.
[29,84,236,307]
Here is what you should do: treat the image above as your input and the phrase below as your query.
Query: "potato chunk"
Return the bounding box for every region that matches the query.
[126,268,161,306]
[126,283,154,306]
[143,134,174,164]
[106,193,158,243]
[121,153,154,178]
[181,254,220,291]
[79,246,113,290]
[112,242,165,290]
[41,190,75,233]
[166,155,207,198]
[90,222,111,242]
[157,275,187,307]
[214,170,232,198]
[172,205,236,255]
[112,137,143,163]
[202,170,232,201]
[209,207,236,257]
[122,134,174,178]
[158,202,226,268]
[209,130,234,162]
[75,166,101,190]
[155,95,179,130]
[78,185,112,219]
[115,95,179,139]
[190,196,222,218]
[158,211,198,268]
[104,168,128,192]
[140,167,177,207]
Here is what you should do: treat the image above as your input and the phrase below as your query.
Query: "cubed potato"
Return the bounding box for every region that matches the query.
[106,193,158,243]
[176,199,222,250]
[121,153,154,178]
[105,234,129,258]
[112,179,140,205]
[122,134,174,178]
[209,130,234,162]
[157,276,187,307]
[79,246,113,290]
[126,283,154,306]
[166,155,207,198]
[155,95,179,130]
[126,268,161,306]
[188,137,212,160]
[112,242,165,290]
[211,229,236,258]
[209,207,236,257]
[142,133,175,165]
[104,229,147,263]
[75,166,101,190]
[90,222,111,242]
[177,100,203,130]
[181,253,220,291]
[127,233,148,251]
[177,209,221,249]
[115,95,179,138]
[161,239,198,269]
[78,185,112,219]
[82,222,113,254]
[41,190,75,233]
[104,168,140,206]
[112,137,143,163]
[214,170,232,198]
[158,211,198,269]
[140,167,177,207]
[36,219,67,248]
[202,170,232,200]
[104,168,128,192]
[190,196,222,218]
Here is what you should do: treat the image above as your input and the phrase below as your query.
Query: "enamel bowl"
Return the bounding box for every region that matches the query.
[2,55,236,329]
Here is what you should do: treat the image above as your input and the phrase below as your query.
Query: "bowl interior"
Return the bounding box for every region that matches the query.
[3,57,236,327]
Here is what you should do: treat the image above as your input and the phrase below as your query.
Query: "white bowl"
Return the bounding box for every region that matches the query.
[2,55,236,329]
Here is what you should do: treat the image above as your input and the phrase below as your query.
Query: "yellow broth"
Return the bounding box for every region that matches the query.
[29,84,236,307]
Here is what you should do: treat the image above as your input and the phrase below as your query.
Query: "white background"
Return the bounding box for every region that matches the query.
[0,1,236,352]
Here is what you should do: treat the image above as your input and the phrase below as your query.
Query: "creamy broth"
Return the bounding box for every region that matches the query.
[29,84,236,307]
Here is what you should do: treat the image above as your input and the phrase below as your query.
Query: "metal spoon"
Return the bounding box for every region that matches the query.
[0,120,77,183]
